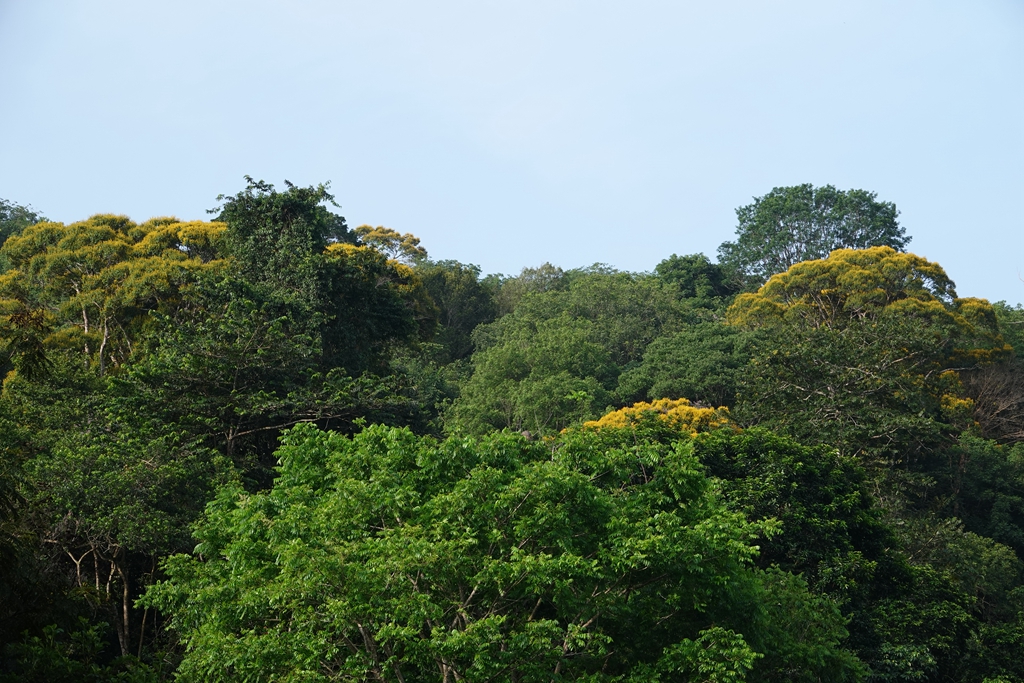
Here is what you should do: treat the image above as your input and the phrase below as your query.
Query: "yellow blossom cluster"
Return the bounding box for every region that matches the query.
[583,397,732,435]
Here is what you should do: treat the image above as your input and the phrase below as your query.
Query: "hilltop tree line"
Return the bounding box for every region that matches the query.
[0,180,1023,681]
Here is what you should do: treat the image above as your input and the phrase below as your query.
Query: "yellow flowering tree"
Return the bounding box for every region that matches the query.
[0,215,227,375]
[726,247,1010,463]
[353,225,427,264]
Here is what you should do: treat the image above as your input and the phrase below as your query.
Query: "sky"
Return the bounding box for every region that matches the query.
[1,0,1022,303]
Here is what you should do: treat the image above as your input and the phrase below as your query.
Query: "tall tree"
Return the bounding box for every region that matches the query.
[718,184,910,288]
[213,177,353,306]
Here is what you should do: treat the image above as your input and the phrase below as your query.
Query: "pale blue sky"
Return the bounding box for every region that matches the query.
[1,1,1021,303]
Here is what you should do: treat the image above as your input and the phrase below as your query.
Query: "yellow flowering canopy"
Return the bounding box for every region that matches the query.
[352,225,428,264]
[583,398,732,435]
[0,215,227,373]
[726,246,1010,363]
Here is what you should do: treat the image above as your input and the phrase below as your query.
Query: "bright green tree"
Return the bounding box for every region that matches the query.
[452,313,614,434]
[145,422,865,682]
[451,267,691,435]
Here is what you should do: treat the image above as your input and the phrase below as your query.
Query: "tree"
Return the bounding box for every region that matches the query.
[414,260,497,362]
[616,322,755,408]
[213,179,435,373]
[726,247,1010,464]
[0,198,45,255]
[213,177,352,305]
[0,215,227,375]
[450,267,691,435]
[354,225,427,264]
[451,313,615,434]
[145,422,864,682]
[118,273,425,483]
[320,243,437,373]
[487,262,568,316]
[583,404,1024,682]
[655,253,738,304]
[718,184,910,288]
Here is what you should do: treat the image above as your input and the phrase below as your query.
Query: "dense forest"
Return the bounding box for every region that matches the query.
[0,181,1023,682]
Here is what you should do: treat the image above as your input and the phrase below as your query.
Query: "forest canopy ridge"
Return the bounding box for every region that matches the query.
[0,181,1022,682]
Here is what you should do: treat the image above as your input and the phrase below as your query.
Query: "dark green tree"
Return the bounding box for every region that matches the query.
[213,177,352,306]
[415,260,497,362]
[0,198,45,257]
[717,184,909,288]
[616,322,755,408]
[655,253,738,304]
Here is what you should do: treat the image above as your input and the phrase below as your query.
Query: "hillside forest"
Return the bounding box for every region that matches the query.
[0,181,1023,682]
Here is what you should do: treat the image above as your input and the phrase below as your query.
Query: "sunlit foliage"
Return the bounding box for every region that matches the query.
[0,215,227,375]
[583,397,732,435]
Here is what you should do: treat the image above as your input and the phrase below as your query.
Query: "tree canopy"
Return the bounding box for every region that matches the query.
[717,184,910,288]
[3,180,1024,683]
[146,421,864,682]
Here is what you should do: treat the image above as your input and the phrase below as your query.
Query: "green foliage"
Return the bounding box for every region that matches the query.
[692,429,888,593]
[145,422,864,681]
[617,322,755,407]
[320,243,436,373]
[415,259,497,362]
[718,184,909,288]
[487,262,568,316]
[655,252,738,305]
[503,266,686,368]
[951,437,1024,558]
[876,517,1024,682]
[0,619,158,683]
[118,277,421,480]
[452,313,614,434]
[214,176,351,304]
[735,320,954,463]
[0,349,231,660]
[452,267,690,434]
